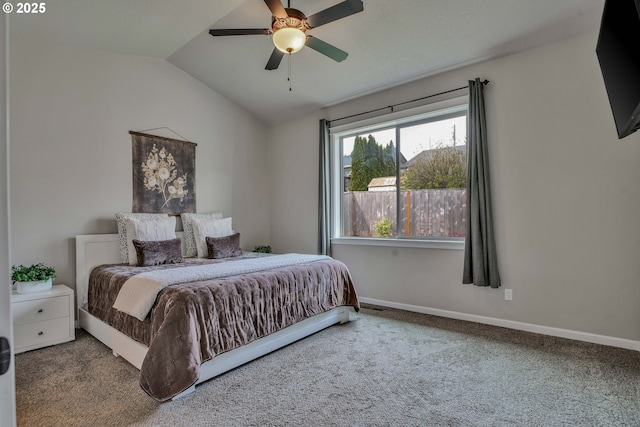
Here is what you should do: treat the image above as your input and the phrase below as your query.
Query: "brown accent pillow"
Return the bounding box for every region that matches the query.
[206,233,242,259]
[132,238,183,266]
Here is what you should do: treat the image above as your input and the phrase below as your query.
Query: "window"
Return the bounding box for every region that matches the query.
[331,98,468,245]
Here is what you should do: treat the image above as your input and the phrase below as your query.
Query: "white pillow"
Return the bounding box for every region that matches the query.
[180,212,223,257]
[191,216,233,258]
[115,213,168,263]
[124,216,177,265]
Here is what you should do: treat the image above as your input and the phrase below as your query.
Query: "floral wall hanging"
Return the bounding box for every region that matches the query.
[130,131,196,214]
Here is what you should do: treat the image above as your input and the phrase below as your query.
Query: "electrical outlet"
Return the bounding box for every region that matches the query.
[504,288,513,301]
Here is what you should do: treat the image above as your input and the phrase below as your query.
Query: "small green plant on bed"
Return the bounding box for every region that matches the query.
[254,245,272,253]
[11,263,56,283]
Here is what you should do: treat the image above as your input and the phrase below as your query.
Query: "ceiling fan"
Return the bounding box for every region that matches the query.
[209,0,364,70]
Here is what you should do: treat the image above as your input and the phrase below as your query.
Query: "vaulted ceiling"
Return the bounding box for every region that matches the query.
[10,0,605,125]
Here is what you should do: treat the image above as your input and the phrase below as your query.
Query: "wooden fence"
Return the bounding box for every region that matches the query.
[343,189,466,237]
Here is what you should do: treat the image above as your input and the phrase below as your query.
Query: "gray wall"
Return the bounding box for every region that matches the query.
[10,39,270,291]
[267,31,640,342]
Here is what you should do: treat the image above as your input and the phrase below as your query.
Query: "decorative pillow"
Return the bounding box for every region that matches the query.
[191,216,233,258]
[115,213,168,263]
[206,233,242,259]
[132,238,183,266]
[180,212,223,257]
[124,216,177,265]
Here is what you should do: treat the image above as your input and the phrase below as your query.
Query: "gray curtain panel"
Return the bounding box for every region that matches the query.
[463,79,501,288]
[318,119,331,256]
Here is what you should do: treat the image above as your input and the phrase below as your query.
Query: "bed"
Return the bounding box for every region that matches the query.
[75,225,359,402]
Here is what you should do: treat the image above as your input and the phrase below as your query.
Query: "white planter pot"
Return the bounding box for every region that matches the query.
[16,278,53,294]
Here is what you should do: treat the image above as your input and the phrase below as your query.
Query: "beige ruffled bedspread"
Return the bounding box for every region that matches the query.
[87,254,359,401]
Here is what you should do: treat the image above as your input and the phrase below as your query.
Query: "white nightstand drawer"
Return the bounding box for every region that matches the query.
[12,295,69,326]
[11,285,75,353]
[14,317,70,350]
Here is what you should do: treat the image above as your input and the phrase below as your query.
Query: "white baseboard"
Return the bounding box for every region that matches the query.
[359,297,640,352]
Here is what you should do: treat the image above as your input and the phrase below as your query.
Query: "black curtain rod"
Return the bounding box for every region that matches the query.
[328,79,489,127]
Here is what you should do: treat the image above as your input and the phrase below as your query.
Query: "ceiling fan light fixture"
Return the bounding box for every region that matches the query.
[273,27,306,54]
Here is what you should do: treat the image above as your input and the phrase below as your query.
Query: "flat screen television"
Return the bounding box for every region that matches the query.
[596,0,640,139]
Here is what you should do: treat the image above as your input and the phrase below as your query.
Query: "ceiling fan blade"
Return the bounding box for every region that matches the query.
[306,0,364,28]
[264,0,288,19]
[209,28,272,36]
[306,36,348,62]
[265,48,285,70]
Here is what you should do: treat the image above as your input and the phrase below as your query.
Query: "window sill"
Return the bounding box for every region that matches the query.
[331,237,465,250]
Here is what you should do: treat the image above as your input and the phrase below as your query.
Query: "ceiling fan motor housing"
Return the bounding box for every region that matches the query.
[272,8,309,32]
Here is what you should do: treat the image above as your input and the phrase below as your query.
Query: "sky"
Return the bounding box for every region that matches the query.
[342,115,467,161]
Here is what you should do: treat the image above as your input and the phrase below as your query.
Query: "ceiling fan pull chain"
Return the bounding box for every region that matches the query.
[288,53,292,92]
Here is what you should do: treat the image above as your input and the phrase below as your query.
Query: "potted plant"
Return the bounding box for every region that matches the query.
[11,263,56,294]
[253,245,272,254]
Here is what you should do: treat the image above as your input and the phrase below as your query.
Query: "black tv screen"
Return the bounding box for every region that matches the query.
[596,0,640,139]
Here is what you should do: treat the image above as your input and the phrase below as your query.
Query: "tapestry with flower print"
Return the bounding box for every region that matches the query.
[131,131,196,214]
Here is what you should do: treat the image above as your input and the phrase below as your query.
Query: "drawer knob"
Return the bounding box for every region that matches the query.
[37,309,43,313]
[38,331,43,336]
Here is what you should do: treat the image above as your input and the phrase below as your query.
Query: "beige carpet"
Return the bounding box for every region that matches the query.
[15,305,640,426]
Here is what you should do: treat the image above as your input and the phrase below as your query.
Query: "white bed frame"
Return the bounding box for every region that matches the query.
[75,233,355,399]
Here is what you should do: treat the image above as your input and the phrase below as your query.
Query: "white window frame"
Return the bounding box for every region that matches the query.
[330,96,468,250]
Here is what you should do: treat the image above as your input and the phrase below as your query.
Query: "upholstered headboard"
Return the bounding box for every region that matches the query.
[75,232,184,317]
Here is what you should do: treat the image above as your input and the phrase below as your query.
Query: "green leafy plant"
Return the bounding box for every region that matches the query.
[374,217,394,238]
[11,263,56,284]
[254,245,272,254]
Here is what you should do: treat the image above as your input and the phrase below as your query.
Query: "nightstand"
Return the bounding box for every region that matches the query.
[11,284,75,353]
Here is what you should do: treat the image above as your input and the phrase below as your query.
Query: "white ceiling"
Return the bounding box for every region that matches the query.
[10,0,605,125]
